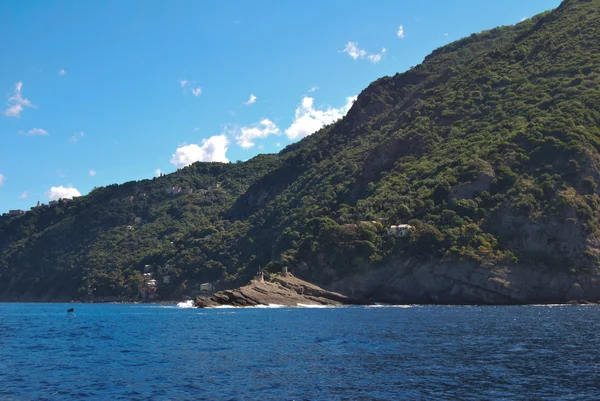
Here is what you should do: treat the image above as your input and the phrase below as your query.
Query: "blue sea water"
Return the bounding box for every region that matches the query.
[1,303,600,400]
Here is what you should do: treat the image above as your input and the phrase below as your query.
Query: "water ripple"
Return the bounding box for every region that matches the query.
[1,303,600,400]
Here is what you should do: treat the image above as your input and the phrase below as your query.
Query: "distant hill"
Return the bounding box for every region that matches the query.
[3,0,600,303]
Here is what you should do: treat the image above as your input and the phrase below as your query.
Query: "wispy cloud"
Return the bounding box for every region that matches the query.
[89,170,96,176]
[285,95,357,140]
[397,25,405,39]
[193,127,201,132]
[21,128,49,136]
[0,174,4,186]
[520,17,528,22]
[45,185,81,201]
[3,82,36,118]
[244,94,257,105]
[180,79,202,96]
[235,119,280,149]
[56,169,65,178]
[69,132,85,142]
[170,135,229,167]
[308,86,319,93]
[59,69,67,76]
[341,42,386,63]
[19,191,28,199]
[368,48,386,63]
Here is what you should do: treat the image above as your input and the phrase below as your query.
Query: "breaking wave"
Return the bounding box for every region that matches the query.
[176,300,195,308]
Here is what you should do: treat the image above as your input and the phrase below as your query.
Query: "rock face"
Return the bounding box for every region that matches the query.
[328,258,600,305]
[195,273,370,308]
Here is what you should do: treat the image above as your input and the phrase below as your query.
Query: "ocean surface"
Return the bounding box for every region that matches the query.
[1,303,600,400]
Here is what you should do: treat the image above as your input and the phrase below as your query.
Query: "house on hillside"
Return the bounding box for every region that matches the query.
[8,209,24,217]
[121,195,134,202]
[167,186,182,195]
[199,282,213,293]
[183,187,193,195]
[387,224,413,237]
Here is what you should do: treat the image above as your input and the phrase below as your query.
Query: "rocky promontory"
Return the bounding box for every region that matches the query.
[195,273,370,308]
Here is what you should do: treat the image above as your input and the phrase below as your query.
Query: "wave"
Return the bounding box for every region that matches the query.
[176,300,195,308]
[296,303,337,308]
[368,304,415,308]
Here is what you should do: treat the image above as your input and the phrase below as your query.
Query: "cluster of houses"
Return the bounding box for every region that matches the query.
[3,198,79,218]
[138,263,213,299]
[166,182,221,196]
[166,186,193,195]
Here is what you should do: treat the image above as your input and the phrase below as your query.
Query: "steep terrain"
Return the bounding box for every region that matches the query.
[2,0,600,303]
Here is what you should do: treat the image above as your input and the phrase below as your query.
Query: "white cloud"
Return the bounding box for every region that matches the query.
[235,119,280,149]
[155,169,162,177]
[285,95,357,140]
[89,170,96,176]
[59,69,67,76]
[341,42,385,63]
[69,132,85,142]
[342,42,367,60]
[444,32,449,36]
[180,79,201,96]
[0,174,4,186]
[308,86,319,93]
[22,128,49,136]
[368,48,386,63]
[520,17,527,22]
[397,25,405,39]
[56,169,65,178]
[3,82,36,118]
[276,142,281,148]
[45,185,81,201]
[19,191,28,199]
[244,93,257,105]
[193,127,201,132]
[170,135,229,167]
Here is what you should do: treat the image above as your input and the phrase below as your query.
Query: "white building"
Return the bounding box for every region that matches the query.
[387,224,413,237]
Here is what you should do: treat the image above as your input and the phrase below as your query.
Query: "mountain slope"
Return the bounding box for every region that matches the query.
[2,0,600,303]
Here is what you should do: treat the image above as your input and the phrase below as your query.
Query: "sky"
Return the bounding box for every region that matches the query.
[0,0,561,212]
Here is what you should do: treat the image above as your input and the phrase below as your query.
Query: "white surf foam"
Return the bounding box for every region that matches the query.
[296,303,337,308]
[368,304,415,308]
[176,300,195,308]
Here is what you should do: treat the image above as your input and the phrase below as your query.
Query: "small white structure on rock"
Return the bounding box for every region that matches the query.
[200,282,213,292]
[387,224,413,237]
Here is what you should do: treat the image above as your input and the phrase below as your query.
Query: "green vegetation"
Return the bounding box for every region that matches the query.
[2,0,600,300]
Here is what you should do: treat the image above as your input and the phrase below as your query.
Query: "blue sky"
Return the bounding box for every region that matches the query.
[0,0,560,211]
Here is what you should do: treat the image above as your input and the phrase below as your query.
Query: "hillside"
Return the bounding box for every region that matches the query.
[2,0,600,303]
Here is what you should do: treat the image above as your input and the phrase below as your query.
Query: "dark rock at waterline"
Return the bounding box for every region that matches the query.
[195,273,371,308]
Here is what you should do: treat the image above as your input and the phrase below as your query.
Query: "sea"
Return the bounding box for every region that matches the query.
[1,303,599,401]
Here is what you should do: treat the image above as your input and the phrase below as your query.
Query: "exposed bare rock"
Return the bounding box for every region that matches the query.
[328,258,600,305]
[195,273,370,308]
